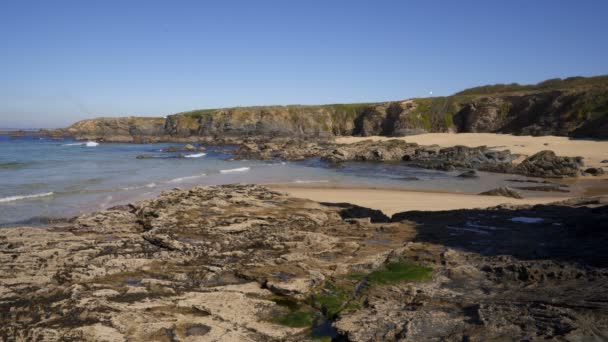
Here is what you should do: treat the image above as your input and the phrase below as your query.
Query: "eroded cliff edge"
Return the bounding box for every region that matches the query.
[48,75,608,142]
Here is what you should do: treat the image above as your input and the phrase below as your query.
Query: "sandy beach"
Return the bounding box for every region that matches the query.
[269,133,607,215]
[336,133,608,168]
[269,185,568,215]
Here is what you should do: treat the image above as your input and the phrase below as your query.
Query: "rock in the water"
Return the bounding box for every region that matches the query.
[584,167,605,176]
[514,150,583,178]
[136,154,154,159]
[479,186,523,199]
[160,144,205,153]
[457,170,478,178]
[402,176,420,181]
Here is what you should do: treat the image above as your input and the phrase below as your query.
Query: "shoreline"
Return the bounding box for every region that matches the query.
[268,183,573,215]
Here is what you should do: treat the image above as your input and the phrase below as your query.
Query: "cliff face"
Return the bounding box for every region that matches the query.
[57,75,608,141]
[61,116,166,142]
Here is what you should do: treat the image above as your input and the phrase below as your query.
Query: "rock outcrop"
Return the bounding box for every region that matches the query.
[233,138,586,178]
[514,150,584,178]
[1,185,607,341]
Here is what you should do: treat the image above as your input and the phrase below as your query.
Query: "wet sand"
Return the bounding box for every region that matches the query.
[336,133,608,168]
[269,185,567,215]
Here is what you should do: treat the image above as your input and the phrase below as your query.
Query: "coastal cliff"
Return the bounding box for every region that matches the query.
[52,75,608,141]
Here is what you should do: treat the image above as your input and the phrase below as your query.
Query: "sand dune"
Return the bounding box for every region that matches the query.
[336,133,608,168]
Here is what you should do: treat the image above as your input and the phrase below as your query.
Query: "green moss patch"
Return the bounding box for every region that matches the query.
[273,310,314,327]
[367,262,433,284]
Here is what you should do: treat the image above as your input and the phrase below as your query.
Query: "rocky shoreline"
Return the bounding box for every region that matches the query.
[233,137,589,178]
[1,184,607,341]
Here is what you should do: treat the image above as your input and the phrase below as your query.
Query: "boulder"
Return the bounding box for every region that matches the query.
[135,154,154,159]
[514,150,583,178]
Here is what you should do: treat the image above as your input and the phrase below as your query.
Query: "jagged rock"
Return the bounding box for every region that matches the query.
[479,186,523,199]
[514,150,584,178]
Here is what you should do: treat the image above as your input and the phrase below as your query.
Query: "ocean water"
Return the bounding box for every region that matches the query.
[0,134,551,226]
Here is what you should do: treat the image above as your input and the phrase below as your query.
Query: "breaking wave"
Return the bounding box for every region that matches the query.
[219,167,250,173]
[184,153,206,158]
[168,174,207,183]
[0,192,54,203]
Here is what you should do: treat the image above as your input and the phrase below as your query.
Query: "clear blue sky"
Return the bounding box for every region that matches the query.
[1,0,607,128]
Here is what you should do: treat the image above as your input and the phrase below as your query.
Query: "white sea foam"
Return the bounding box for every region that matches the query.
[294,179,330,184]
[168,174,207,183]
[145,183,157,188]
[220,167,250,173]
[184,153,206,158]
[62,142,85,146]
[0,192,54,203]
[510,217,544,224]
[86,141,99,147]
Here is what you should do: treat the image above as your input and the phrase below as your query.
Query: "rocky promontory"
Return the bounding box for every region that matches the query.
[1,185,607,341]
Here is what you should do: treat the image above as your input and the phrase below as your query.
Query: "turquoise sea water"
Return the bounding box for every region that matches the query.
[0,134,549,226]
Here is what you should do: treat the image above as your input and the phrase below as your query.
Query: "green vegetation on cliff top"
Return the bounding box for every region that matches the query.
[455,75,608,96]
[170,75,607,119]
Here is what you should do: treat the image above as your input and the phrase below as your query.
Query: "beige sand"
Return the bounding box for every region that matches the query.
[270,185,565,216]
[336,133,608,168]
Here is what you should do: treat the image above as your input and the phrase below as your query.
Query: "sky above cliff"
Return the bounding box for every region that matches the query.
[1,0,607,128]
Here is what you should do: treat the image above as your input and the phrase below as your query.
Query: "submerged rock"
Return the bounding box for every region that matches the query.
[479,186,523,199]
[136,154,154,159]
[457,170,478,178]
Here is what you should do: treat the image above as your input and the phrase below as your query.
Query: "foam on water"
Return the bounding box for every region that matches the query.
[220,167,250,173]
[0,192,54,203]
[184,153,206,158]
[86,141,99,147]
[168,174,207,183]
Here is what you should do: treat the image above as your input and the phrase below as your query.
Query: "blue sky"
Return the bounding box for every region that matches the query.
[1,0,607,128]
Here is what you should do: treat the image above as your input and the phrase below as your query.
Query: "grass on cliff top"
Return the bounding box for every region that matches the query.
[455,75,608,96]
